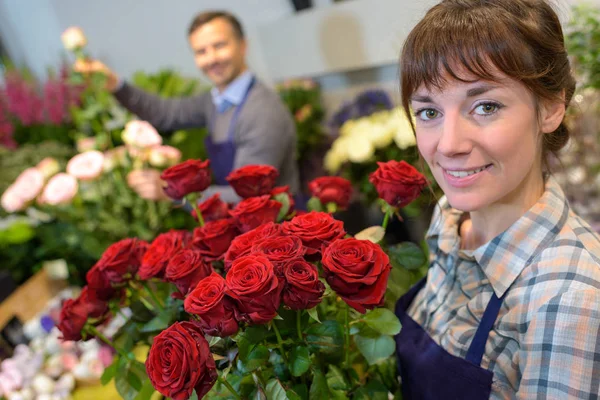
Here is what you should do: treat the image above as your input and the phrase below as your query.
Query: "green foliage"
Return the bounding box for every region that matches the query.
[566,5,600,90]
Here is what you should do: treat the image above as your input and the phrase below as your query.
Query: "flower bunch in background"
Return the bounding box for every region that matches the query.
[0,119,187,263]
[277,78,326,162]
[55,158,433,400]
[329,89,394,136]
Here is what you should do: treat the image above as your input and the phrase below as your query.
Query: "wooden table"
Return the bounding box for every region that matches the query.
[0,269,67,329]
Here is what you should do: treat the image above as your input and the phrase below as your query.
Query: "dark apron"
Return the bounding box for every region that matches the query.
[395,277,506,399]
[204,78,256,185]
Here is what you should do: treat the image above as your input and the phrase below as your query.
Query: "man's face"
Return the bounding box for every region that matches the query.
[189,17,247,91]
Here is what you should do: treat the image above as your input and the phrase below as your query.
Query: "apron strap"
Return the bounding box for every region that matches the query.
[465,290,506,366]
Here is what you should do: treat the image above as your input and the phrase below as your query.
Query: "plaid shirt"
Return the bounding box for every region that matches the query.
[407,176,600,399]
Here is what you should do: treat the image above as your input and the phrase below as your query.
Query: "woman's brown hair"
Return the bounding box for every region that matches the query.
[400,0,576,163]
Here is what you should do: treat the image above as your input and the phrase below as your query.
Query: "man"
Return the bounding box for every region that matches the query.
[75,11,299,203]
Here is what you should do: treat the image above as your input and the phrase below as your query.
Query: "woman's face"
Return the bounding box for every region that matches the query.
[411,69,562,213]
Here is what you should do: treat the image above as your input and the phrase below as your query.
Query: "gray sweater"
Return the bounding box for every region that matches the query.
[113,79,300,203]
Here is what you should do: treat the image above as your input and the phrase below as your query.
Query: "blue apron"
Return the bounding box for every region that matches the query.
[205,78,256,185]
[395,277,506,399]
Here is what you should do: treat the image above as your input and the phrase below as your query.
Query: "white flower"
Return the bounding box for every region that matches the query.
[347,136,374,163]
[66,151,105,181]
[391,108,417,150]
[39,174,78,206]
[61,27,87,51]
[149,145,182,168]
[122,120,162,149]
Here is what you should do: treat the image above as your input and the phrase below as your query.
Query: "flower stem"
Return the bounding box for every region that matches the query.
[297,311,303,341]
[382,208,392,231]
[86,325,131,360]
[190,199,205,227]
[344,303,350,368]
[142,281,164,311]
[217,376,242,400]
[271,322,289,363]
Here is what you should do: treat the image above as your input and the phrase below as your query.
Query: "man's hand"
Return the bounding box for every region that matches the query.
[127,169,169,201]
[74,59,120,92]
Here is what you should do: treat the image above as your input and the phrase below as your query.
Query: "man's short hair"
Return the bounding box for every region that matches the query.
[187,11,245,39]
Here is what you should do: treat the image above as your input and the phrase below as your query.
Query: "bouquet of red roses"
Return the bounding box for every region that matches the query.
[57,158,428,400]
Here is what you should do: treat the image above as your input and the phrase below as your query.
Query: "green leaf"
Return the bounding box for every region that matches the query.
[309,369,329,400]
[330,390,349,400]
[286,389,303,400]
[325,365,349,391]
[266,379,290,400]
[289,346,310,377]
[133,378,156,400]
[274,192,291,221]
[291,384,309,400]
[307,307,321,323]
[307,197,324,212]
[362,308,402,336]
[305,321,344,356]
[388,242,427,270]
[352,380,389,400]
[114,359,145,400]
[243,345,270,372]
[354,334,396,365]
[100,356,119,385]
[140,306,177,333]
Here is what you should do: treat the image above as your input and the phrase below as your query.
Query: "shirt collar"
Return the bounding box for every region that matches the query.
[426,175,570,298]
[210,70,254,111]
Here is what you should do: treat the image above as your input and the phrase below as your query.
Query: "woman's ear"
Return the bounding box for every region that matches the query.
[540,91,566,134]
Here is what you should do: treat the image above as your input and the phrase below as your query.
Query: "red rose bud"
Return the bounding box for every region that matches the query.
[369,160,426,208]
[282,259,325,310]
[146,321,217,400]
[229,195,282,233]
[160,159,211,199]
[184,273,239,337]
[308,176,353,209]
[225,254,282,324]
[321,238,391,313]
[191,218,238,261]
[195,193,230,222]
[224,222,282,271]
[226,164,279,198]
[165,249,213,297]
[94,237,149,284]
[282,211,346,259]
[251,235,306,276]
[57,292,100,341]
[86,264,117,302]
[271,185,295,216]
[139,230,192,280]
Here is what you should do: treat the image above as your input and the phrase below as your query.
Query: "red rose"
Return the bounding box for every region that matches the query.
[139,230,191,280]
[271,185,295,216]
[57,298,88,341]
[165,249,213,297]
[78,286,109,319]
[191,218,238,261]
[282,211,346,259]
[308,176,353,209]
[282,259,325,310]
[251,235,306,276]
[226,164,279,198]
[86,264,117,302]
[94,238,149,284]
[195,193,230,222]
[184,273,239,337]
[225,255,282,324]
[229,195,282,233]
[224,222,282,271]
[146,321,217,400]
[321,238,391,313]
[369,160,426,208]
[160,159,211,199]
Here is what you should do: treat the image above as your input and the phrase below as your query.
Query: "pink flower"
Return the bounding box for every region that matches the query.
[36,157,60,180]
[1,186,25,213]
[67,151,105,181]
[122,120,162,149]
[149,145,182,168]
[2,168,46,211]
[40,173,78,205]
[76,137,97,153]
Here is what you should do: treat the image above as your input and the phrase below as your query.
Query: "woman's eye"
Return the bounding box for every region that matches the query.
[474,102,501,116]
[416,109,440,120]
